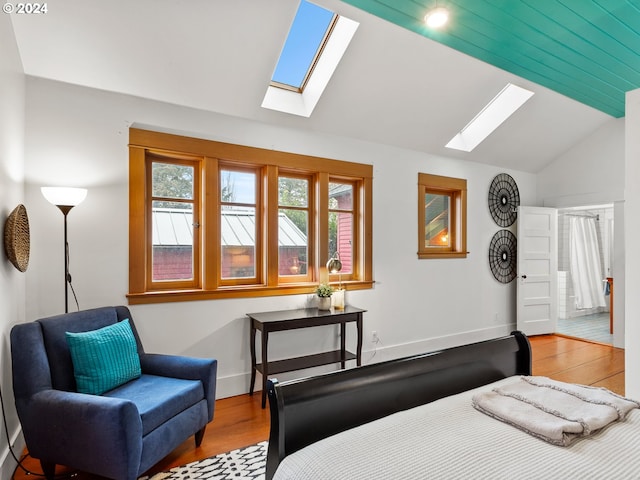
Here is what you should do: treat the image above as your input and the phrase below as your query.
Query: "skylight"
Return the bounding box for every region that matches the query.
[262,1,359,117]
[446,83,534,152]
[271,1,336,92]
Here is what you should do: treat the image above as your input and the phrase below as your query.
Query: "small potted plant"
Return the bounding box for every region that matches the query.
[316,283,334,310]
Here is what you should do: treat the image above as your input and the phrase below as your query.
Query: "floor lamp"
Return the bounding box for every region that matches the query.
[41,187,87,313]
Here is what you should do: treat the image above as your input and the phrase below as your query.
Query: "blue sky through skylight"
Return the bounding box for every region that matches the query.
[272,1,335,90]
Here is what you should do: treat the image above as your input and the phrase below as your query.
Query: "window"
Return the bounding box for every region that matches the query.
[417,173,467,259]
[261,2,359,117]
[328,181,354,278]
[271,0,337,92]
[128,128,373,304]
[148,154,200,289]
[220,167,259,283]
[278,175,312,282]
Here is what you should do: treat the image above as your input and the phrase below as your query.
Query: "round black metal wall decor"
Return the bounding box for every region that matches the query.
[488,173,520,227]
[489,230,517,283]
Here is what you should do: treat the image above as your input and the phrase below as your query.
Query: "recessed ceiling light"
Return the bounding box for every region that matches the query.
[446,83,535,152]
[424,7,449,28]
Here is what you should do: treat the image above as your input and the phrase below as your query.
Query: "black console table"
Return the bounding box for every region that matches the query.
[247,306,365,407]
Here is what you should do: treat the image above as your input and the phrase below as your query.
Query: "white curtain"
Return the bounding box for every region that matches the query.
[569,216,606,310]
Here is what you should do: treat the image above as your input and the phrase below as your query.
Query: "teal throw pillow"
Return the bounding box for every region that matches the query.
[66,319,142,395]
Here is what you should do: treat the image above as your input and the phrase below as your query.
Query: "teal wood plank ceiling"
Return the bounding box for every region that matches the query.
[341,0,640,117]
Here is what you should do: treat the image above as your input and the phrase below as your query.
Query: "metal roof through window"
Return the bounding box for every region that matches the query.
[152,208,307,247]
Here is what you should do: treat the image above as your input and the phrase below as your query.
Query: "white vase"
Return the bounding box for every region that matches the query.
[318,296,331,310]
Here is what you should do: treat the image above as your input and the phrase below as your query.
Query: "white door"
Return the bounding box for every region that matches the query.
[516,206,558,335]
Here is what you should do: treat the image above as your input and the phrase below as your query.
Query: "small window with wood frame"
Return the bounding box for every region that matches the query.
[418,173,467,259]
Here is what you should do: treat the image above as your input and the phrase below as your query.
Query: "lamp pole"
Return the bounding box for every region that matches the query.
[58,205,73,313]
[41,187,87,314]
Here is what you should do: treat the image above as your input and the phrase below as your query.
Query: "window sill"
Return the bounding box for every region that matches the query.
[127,280,375,305]
[417,251,468,259]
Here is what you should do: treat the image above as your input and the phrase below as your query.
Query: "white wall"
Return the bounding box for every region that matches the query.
[0,14,26,478]
[537,117,626,348]
[23,77,537,398]
[625,89,640,399]
[537,118,625,206]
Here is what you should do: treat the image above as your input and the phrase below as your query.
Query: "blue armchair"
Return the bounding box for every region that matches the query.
[10,306,217,480]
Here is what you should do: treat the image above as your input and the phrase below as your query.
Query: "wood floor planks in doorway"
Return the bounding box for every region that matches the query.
[529,334,624,394]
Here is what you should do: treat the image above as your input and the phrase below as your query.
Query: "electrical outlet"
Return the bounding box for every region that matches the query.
[372,331,379,343]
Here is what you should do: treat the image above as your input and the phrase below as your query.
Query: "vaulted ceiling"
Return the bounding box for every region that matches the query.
[344,0,640,118]
[8,0,629,173]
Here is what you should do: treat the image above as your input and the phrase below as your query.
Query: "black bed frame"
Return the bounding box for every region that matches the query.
[266,331,531,479]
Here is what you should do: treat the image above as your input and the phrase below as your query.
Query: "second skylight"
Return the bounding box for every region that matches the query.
[446,83,534,152]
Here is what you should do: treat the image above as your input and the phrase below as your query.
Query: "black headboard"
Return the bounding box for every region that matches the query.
[266,331,531,479]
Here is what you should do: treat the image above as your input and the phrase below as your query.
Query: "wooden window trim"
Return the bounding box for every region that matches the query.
[128,128,374,304]
[218,164,262,287]
[277,171,314,284]
[418,173,467,259]
[147,155,201,290]
[328,178,358,282]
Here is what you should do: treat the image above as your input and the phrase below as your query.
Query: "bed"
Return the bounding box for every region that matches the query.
[266,331,640,480]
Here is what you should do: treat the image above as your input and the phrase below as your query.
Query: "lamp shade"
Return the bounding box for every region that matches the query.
[41,187,88,207]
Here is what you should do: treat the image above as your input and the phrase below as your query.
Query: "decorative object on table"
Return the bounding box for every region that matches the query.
[316,282,334,310]
[3,204,30,272]
[41,186,87,313]
[488,173,520,227]
[488,229,517,283]
[332,287,345,310]
[326,251,345,309]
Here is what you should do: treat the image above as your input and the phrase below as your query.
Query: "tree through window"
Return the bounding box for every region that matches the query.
[149,157,199,285]
[128,128,373,303]
[279,175,310,280]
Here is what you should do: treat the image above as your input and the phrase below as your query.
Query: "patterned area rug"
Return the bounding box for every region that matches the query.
[142,441,267,480]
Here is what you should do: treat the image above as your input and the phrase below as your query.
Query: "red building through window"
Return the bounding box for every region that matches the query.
[152,208,307,281]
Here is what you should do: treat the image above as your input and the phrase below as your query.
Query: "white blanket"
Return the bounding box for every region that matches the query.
[472,376,640,446]
[273,377,640,480]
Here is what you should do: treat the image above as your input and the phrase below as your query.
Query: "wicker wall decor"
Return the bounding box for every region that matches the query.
[4,204,30,272]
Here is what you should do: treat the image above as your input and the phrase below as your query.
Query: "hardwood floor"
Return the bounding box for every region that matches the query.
[12,335,625,479]
[530,334,624,394]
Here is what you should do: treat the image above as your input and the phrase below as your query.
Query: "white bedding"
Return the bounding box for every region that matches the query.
[273,378,640,480]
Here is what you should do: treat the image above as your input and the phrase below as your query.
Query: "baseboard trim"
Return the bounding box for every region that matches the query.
[1,426,24,479]
[361,324,515,366]
[216,324,515,399]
